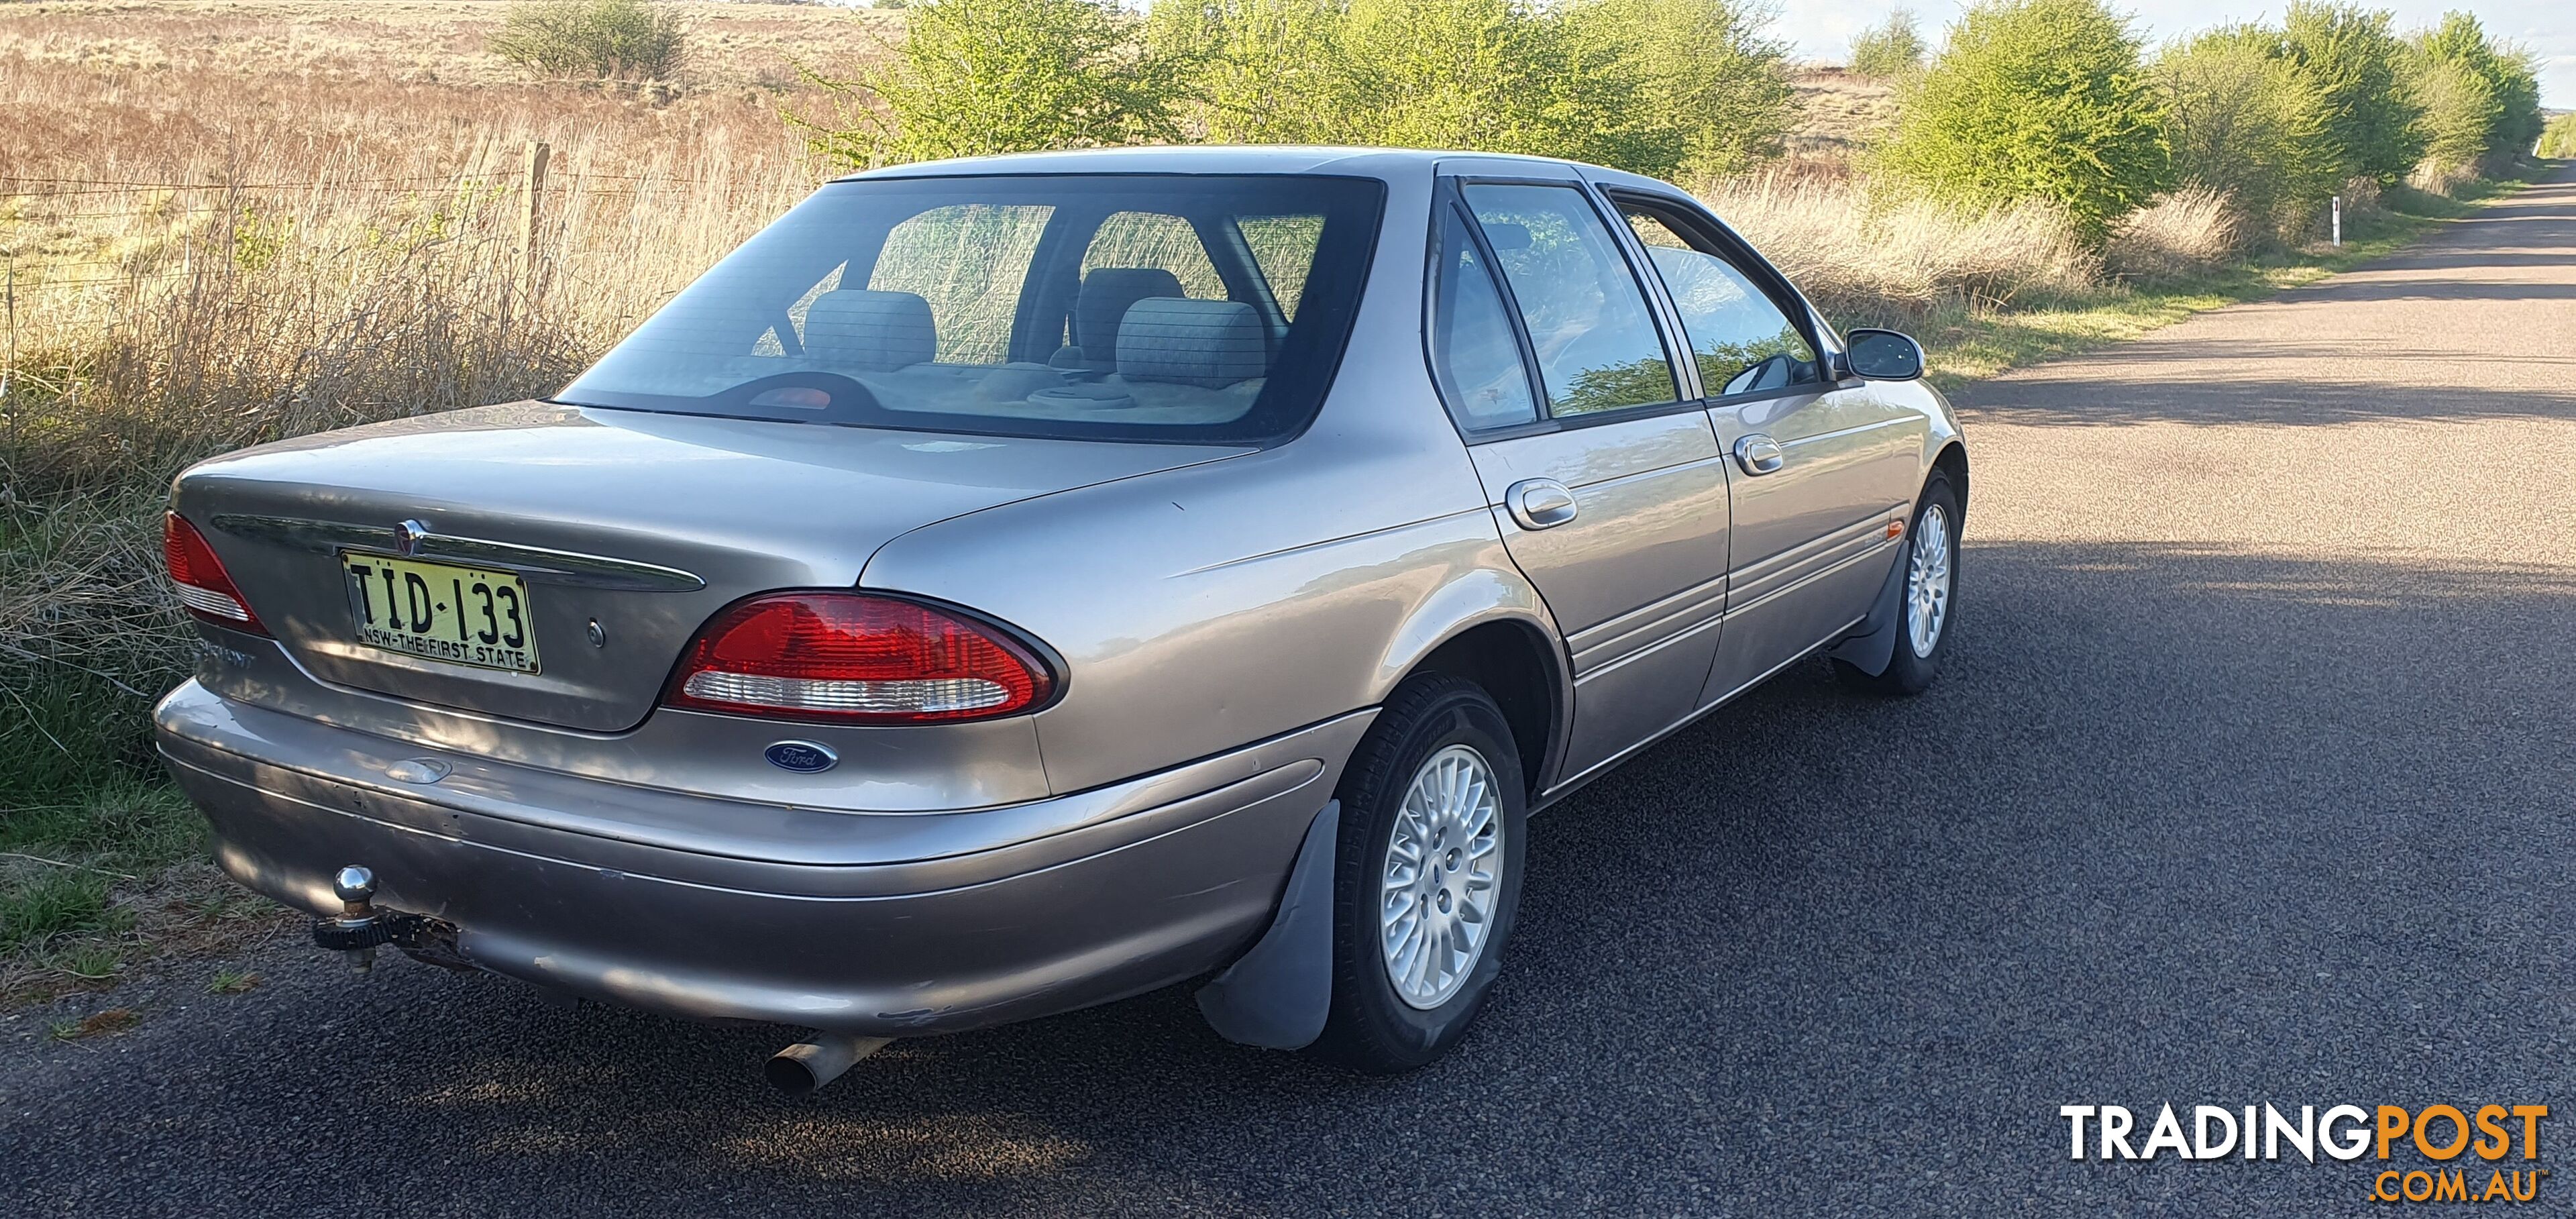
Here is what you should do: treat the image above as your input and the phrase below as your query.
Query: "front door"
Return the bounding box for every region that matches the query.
[1609,197,1925,706]
[1428,179,1731,785]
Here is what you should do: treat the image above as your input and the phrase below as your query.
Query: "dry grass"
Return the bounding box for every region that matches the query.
[0,1,897,90]
[1696,172,2101,325]
[1784,65,1901,165]
[2104,184,2245,282]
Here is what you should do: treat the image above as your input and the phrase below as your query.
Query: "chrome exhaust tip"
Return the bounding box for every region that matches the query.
[764,1033,893,1096]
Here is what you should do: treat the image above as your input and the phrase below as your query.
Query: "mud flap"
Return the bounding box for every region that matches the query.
[1195,799,1338,1050]
[1824,545,1911,678]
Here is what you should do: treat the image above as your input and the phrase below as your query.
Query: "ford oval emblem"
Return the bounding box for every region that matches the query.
[764,741,839,774]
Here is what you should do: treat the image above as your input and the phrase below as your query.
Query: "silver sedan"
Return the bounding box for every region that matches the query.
[155,146,1965,1087]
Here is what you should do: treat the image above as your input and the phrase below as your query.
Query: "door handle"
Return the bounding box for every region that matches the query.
[1733,434,1785,475]
[1504,478,1578,531]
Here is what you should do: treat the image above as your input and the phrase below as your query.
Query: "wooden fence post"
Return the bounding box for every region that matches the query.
[521,141,551,287]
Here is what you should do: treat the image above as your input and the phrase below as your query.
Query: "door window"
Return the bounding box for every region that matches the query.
[1621,207,1819,397]
[1461,183,1676,417]
[1429,205,1541,430]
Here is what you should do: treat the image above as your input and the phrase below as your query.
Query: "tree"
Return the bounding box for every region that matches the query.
[1150,0,1792,182]
[2406,11,2540,177]
[2541,113,2576,160]
[2156,25,2339,242]
[797,0,1185,168]
[1326,0,1576,156]
[1849,8,1927,80]
[1145,0,1346,144]
[1566,0,1799,182]
[1877,0,2171,242]
[2278,3,2422,186]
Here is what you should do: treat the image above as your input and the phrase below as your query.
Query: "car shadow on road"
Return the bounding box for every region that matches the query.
[1962,369,2576,427]
[13,543,2576,1215]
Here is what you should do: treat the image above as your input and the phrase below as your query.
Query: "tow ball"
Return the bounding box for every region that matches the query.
[309,865,461,973]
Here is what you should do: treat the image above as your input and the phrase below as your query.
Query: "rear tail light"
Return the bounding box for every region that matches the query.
[163,512,267,635]
[664,592,1054,724]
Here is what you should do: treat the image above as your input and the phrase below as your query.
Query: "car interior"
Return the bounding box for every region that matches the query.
[730,203,1322,428]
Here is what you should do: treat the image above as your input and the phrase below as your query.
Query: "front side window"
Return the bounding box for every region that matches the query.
[1622,207,1819,397]
[1461,182,1676,417]
[559,174,1385,445]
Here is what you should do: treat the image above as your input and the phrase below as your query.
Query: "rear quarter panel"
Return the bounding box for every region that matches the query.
[859,417,1542,794]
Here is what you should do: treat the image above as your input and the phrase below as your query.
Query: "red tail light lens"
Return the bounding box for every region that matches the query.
[665,592,1053,724]
[163,512,267,635]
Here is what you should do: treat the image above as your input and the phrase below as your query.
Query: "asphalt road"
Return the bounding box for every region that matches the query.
[7,168,2574,1216]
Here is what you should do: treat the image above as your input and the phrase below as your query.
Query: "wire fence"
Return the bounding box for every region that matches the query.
[1,150,824,297]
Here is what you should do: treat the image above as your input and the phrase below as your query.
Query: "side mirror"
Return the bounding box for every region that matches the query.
[1844,329,1925,381]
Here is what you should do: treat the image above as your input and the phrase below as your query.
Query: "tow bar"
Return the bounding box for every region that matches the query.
[309,865,463,973]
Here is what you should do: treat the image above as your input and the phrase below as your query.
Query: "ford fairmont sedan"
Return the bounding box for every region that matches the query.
[156,146,1964,1085]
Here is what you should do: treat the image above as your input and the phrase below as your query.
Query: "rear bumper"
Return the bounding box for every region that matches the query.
[154,681,1368,1036]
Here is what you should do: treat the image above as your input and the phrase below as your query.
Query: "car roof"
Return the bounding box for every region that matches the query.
[828,144,1675,191]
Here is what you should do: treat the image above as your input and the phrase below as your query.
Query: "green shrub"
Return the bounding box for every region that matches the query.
[2156,25,2339,242]
[1565,0,1798,181]
[2406,11,2541,178]
[2541,113,2576,160]
[2408,54,2500,183]
[800,0,1186,167]
[488,0,688,81]
[1849,7,1927,80]
[1146,0,1794,182]
[1145,0,1348,144]
[1305,0,1551,152]
[1877,0,2170,243]
[2278,3,2422,186]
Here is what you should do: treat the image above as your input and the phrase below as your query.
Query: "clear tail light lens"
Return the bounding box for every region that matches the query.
[664,592,1053,724]
[163,512,267,635]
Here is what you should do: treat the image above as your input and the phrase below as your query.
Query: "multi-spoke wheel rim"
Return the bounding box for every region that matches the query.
[1906,502,1953,658]
[1380,743,1504,1010]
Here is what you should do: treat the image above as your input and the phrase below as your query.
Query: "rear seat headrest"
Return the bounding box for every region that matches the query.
[801,289,936,371]
[1075,268,1185,360]
[1117,298,1267,388]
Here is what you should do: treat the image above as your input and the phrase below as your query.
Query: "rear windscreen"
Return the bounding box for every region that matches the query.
[557,174,1386,445]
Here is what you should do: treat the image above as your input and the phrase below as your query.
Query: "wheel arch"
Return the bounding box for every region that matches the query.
[1930,439,1970,523]
[1376,596,1568,802]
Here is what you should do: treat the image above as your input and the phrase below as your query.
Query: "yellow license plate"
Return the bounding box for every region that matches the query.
[341,553,541,674]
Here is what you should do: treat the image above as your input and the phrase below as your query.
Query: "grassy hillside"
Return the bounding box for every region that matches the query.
[0,1,898,87]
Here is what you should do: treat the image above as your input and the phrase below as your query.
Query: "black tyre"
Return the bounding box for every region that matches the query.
[1838,470,1960,696]
[1306,675,1527,1074]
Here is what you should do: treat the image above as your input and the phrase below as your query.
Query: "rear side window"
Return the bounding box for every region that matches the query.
[559,174,1385,445]
[1622,207,1819,396]
[1429,205,1541,431]
[1461,183,1676,416]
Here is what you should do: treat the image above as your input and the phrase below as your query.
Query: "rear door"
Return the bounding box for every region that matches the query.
[1429,175,1731,784]
[1607,193,1926,706]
